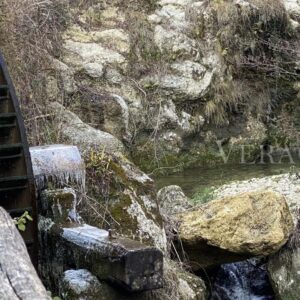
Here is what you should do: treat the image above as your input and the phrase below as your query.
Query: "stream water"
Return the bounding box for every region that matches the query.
[155,160,300,300]
[155,160,300,198]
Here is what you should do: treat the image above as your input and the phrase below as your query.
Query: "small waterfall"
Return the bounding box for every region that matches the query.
[210,259,275,300]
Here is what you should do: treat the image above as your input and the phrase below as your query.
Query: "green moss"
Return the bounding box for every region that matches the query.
[107,193,139,234]
[132,141,262,176]
[132,150,212,176]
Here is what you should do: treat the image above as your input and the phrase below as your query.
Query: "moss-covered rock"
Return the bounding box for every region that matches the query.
[83,150,167,252]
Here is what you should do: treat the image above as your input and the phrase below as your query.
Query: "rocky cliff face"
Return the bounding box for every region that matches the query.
[49,0,300,173]
[1,0,300,174]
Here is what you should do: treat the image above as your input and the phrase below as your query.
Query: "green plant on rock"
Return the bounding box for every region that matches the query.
[86,148,111,175]
[14,211,33,232]
[191,187,215,205]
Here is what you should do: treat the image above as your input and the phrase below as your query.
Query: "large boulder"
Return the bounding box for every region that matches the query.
[268,221,300,300]
[214,174,300,222]
[178,190,294,269]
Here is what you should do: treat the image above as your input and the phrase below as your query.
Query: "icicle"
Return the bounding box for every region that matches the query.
[67,188,82,224]
[30,145,86,192]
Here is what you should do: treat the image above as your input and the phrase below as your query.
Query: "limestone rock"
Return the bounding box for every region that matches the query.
[49,102,125,155]
[63,26,130,54]
[79,6,125,27]
[150,261,207,300]
[103,94,129,139]
[284,0,300,21]
[159,100,180,128]
[151,5,187,30]
[124,191,168,251]
[63,40,126,72]
[158,131,183,154]
[72,91,129,140]
[157,185,192,215]
[91,29,130,54]
[171,61,206,78]
[105,68,123,84]
[177,270,207,300]
[268,222,300,300]
[84,62,104,78]
[154,25,196,56]
[178,190,294,269]
[230,116,267,147]
[142,61,213,101]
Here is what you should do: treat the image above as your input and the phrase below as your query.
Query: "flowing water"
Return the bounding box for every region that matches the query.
[155,160,300,299]
[209,259,274,300]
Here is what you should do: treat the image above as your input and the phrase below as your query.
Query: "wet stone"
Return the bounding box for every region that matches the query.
[59,269,157,300]
[60,269,103,299]
[40,188,81,224]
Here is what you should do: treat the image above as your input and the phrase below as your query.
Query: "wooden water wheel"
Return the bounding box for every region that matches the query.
[0,53,38,267]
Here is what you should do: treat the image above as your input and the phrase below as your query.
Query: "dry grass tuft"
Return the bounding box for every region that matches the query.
[203,0,295,125]
[0,0,69,145]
